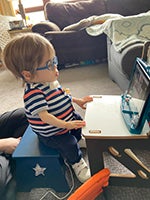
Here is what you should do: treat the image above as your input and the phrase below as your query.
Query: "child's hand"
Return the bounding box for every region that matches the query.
[65,120,86,130]
[73,96,93,109]
[82,96,93,108]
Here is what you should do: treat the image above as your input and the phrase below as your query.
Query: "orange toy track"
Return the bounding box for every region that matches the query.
[68,168,110,200]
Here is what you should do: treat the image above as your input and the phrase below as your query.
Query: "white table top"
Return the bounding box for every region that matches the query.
[82,95,150,139]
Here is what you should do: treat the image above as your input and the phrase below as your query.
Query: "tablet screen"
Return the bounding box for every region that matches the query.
[127,59,150,120]
[121,57,150,134]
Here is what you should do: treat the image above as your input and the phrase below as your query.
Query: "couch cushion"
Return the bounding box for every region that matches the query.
[105,0,150,16]
[45,0,106,29]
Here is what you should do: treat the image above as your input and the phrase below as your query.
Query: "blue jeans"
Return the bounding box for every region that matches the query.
[38,112,82,165]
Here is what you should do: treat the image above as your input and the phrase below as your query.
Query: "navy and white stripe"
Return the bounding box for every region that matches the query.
[24,82,74,136]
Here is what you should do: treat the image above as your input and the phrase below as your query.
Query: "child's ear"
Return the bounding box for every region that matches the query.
[21,70,32,81]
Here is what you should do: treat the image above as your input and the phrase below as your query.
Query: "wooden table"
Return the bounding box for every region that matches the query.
[82,95,150,187]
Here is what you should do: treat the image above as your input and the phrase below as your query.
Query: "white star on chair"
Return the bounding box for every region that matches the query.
[33,163,46,176]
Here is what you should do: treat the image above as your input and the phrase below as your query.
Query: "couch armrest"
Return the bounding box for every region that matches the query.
[45,30,79,41]
[32,21,60,35]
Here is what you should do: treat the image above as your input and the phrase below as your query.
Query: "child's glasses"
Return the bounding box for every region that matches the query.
[36,56,58,71]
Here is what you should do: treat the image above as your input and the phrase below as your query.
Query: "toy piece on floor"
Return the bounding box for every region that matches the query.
[68,168,110,200]
[124,148,150,173]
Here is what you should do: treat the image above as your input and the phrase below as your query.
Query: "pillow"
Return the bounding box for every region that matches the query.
[63,18,92,31]
[63,15,106,31]
[63,13,122,32]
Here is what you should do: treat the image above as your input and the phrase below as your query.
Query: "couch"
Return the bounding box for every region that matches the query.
[32,0,107,68]
[32,0,150,90]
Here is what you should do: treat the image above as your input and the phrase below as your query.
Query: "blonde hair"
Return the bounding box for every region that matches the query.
[3,33,55,79]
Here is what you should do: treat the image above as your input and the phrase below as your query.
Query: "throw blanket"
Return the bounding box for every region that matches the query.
[86,11,150,52]
[0,15,16,49]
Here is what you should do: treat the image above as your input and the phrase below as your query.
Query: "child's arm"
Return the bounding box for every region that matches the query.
[72,96,93,109]
[38,110,86,130]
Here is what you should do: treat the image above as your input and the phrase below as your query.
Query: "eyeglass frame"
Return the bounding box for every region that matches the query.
[36,56,58,71]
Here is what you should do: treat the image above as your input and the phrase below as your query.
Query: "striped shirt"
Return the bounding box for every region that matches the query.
[24,81,74,137]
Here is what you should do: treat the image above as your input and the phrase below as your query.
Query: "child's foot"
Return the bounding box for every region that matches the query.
[78,136,86,148]
[72,158,91,183]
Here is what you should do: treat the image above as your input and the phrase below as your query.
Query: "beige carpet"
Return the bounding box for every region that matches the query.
[0,69,24,114]
[0,63,122,115]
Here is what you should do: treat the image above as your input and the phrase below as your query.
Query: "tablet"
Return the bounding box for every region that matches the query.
[121,57,150,134]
